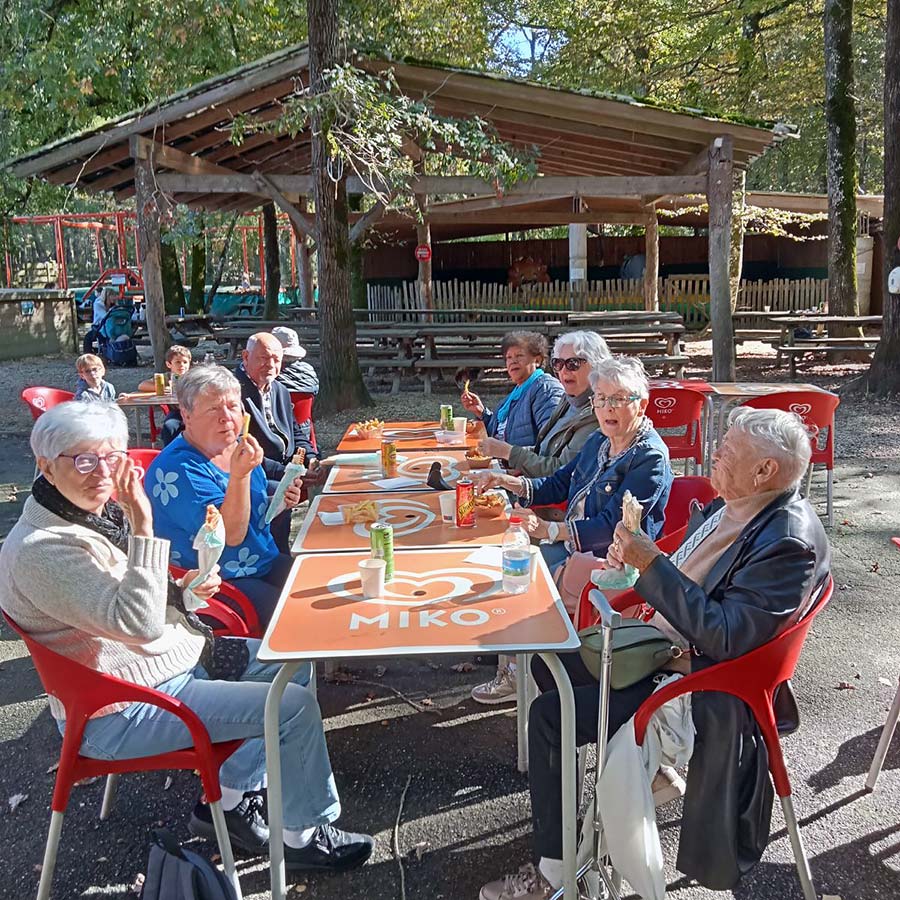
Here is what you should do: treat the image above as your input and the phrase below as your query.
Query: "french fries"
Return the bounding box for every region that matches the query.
[340,499,381,524]
[354,418,385,438]
[621,490,643,533]
[205,504,222,531]
[292,448,306,465]
[241,413,251,438]
[463,379,470,394]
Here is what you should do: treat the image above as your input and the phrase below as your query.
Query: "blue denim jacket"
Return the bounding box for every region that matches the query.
[481,372,564,447]
[525,425,673,555]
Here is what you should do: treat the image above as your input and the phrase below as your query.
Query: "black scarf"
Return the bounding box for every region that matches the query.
[31,477,248,680]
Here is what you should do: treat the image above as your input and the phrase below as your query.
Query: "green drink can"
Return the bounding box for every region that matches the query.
[440,404,453,431]
[369,522,394,581]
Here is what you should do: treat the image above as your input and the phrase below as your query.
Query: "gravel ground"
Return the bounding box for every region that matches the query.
[0,332,898,900]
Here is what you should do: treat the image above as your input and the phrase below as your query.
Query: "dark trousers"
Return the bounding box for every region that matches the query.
[229,552,294,627]
[528,652,657,859]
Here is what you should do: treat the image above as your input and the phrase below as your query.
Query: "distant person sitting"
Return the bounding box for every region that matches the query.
[273,327,319,395]
[74,354,116,403]
[138,345,193,446]
[83,288,116,354]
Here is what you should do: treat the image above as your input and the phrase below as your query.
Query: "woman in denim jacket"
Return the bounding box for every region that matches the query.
[460,331,564,448]
[470,356,673,704]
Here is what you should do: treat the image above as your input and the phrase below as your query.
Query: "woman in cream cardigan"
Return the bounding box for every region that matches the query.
[0,401,372,872]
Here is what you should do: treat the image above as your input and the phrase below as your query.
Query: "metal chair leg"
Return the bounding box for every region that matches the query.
[99,773,119,821]
[866,677,900,791]
[36,810,65,900]
[826,468,834,528]
[803,463,814,500]
[209,799,243,900]
[781,794,817,900]
[576,747,587,808]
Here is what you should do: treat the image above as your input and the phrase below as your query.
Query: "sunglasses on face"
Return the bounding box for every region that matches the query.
[550,357,587,372]
[58,450,127,474]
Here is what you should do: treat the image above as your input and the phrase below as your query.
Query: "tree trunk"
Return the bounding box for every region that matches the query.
[262,201,281,319]
[160,239,185,315]
[134,157,170,370]
[297,197,315,309]
[643,212,659,311]
[205,213,239,312]
[188,214,206,313]
[824,0,861,339]
[730,169,747,310]
[708,137,736,382]
[308,0,370,410]
[866,0,900,394]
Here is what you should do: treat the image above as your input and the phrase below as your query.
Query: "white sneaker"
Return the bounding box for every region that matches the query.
[479,863,551,900]
[471,665,517,705]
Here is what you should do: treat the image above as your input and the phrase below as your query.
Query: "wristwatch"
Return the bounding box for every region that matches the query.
[547,522,561,543]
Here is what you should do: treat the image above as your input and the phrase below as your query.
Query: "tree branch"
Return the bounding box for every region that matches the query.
[349,199,387,245]
[250,170,317,246]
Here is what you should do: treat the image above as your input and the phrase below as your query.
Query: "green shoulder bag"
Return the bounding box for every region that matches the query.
[578,619,683,690]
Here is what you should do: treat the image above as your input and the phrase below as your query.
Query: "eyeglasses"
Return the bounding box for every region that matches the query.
[550,357,587,372]
[58,450,127,474]
[590,395,640,410]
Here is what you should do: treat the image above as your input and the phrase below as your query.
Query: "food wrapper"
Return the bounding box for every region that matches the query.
[590,491,644,590]
[264,451,307,525]
[184,505,226,611]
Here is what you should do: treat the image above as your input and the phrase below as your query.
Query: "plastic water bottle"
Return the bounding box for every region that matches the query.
[502,517,531,594]
[203,352,215,365]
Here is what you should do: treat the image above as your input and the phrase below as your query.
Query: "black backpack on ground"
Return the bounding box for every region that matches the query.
[140,829,238,900]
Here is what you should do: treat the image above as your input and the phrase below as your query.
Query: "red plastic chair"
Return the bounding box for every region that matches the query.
[3,612,244,900]
[146,403,170,446]
[648,387,707,473]
[21,387,75,421]
[289,390,318,454]
[661,475,718,537]
[170,564,262,639]
[125,447,160,483]
[741,390,841,527]
[631,576,834,900]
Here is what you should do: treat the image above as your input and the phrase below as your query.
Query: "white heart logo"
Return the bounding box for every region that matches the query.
[654,397,676,410]
[34,396,46,409]
[352,499,436,538]
[327,566,502,607]
[789,403,812,417]
[398,453,462,482]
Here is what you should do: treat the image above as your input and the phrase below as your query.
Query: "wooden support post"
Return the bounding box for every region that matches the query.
[133,153,170,370]
[297,198,314,309]
[414,161,433,318]
[643,209,659,311]
[730,169,747,310]
[707,136,736,382]
[568,222,588,311]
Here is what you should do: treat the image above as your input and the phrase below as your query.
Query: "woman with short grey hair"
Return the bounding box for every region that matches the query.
[149,365,302,625]
[479,330,611,481]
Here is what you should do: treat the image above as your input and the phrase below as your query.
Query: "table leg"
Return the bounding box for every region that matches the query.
[265,660,303,900]
[537,651,577,900]
[516,652,530,773]
[132,408,145,448]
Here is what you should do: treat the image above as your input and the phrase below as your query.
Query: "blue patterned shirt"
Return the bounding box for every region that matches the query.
[146,435,278,579]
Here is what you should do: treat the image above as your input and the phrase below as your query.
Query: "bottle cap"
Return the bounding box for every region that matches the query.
[509,516,522,525]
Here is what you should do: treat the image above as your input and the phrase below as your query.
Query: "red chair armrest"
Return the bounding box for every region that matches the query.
[200,599,251,637]
[170,564,261,638]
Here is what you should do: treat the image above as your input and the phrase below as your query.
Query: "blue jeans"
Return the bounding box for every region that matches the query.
[539,540,570,577]
[74,640,340,830]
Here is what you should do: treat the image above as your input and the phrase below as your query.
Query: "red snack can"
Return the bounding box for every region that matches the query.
[456,478,475,528]
[381,440,398,477]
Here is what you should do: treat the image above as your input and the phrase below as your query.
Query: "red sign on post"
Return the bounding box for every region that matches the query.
[415,244,432,262]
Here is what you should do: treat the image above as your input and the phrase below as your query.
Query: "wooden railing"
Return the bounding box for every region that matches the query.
[366,276,827,330]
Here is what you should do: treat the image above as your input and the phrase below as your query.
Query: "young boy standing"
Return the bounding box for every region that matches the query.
[74,354,116,402]
[138,345,193,445]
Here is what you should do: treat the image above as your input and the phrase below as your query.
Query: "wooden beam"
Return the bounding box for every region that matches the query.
[376,210,649,227]
[677,145,713,176]
[155,172,709,198]
[643,208,659,311]
[707,136,736,381]
[250,171,317,244]
[349,200,388,244]
[130,136,239,176]
[430,193,574,215]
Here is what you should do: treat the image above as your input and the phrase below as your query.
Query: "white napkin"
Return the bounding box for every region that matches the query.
[264,460,306,525]
[464,546,504,567]
[184,513,226,611]
[371,476,420,490]
[317,510,346,526]
[330,452,382,466]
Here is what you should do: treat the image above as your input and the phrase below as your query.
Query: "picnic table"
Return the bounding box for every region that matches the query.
[132,313,215,348]
[775,315,882,377]
[336,421,479,453]
[322,449,500,494]
[117,391,176,447]
[258,546,581,900]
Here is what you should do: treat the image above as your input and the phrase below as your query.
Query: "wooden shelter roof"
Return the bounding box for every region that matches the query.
[5,44,793,212]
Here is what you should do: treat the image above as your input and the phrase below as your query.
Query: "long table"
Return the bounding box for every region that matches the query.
[336,421,479,453]
[259,547,581,900]
[117,391,176,447]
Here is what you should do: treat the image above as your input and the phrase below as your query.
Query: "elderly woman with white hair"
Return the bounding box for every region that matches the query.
[477,330,609,480]
[148,365,303,625]
[0,401,373,872]
[479,407,831,900]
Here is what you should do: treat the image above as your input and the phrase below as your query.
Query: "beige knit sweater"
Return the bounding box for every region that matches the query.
[0,497,205,720]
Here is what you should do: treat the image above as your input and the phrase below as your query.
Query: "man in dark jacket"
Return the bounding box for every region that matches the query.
[479,406,831,900]
[236,332,318,552]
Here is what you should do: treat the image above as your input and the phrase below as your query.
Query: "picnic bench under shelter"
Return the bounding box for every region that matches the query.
[5,44,792,380]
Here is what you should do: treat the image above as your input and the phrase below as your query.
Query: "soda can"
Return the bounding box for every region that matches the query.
[369,522,394,581]
[439,403,453,431]
[154,373,167,396]
[381,440,398,477]
[456,478,475,528]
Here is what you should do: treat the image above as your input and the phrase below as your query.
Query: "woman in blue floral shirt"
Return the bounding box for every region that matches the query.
[148,366,303,624]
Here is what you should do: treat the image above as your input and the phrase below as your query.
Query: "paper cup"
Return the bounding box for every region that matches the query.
[438,492,456,524]
[359,558,386,599]
[529,545,541,582]
[453,416,467,433]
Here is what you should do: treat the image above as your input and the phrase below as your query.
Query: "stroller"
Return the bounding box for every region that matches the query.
[97,303,138,367]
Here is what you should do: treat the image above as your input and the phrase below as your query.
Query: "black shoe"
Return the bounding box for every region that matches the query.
[284,824,374,872]
[189,792,269,855]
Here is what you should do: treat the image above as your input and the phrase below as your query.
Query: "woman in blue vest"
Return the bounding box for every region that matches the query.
[460,331,564,447]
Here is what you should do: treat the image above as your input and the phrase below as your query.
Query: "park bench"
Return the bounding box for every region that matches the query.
[774,314,883,377]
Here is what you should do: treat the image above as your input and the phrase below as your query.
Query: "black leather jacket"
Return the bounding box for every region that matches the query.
[635,488,831,889]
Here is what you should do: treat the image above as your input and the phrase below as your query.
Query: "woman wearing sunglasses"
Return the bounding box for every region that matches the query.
[460,331,564,448]
[477,331,610,481]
